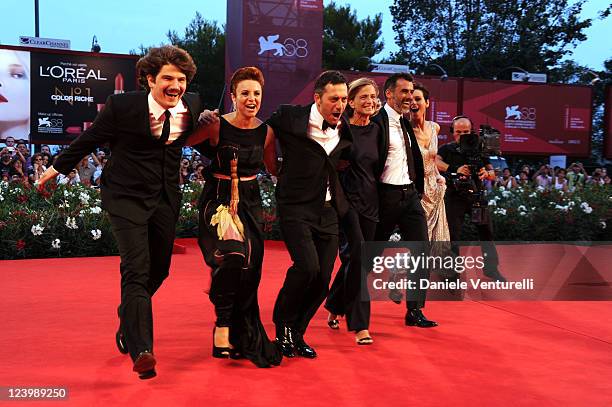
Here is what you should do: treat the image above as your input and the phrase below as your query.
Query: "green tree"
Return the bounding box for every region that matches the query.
[130,12,225,108]
[389,0,605,79]
[323,1,384,70]
[167,13,225,108]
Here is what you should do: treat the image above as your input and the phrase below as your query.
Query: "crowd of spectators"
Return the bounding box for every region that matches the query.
[1,137,210,189]
[1,137,610,195]
[487,161,610,193]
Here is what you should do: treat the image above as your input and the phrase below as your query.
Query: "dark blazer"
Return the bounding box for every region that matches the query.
[267,103,352,222]
[371,105,425,194]
[54,91,203,224]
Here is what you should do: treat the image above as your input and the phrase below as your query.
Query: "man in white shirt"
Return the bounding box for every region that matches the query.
[268,71,352,359]
[371,73,436,328]
[37,46,204,379]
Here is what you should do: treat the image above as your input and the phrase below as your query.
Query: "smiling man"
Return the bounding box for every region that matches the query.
[371,73,437,328]
[37,46,203,380]
[267,71,352,359]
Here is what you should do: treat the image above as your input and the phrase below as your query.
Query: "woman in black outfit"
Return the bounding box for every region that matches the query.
[325,78,382,345]
[194,67,281,367]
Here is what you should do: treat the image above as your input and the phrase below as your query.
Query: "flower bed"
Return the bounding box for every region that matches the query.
[0,180,609,259]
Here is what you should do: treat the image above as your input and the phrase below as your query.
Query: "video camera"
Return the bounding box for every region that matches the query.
[449,125,501,224]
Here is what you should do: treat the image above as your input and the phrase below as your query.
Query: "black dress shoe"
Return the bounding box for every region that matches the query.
[294,334,317,359]
[133,351,156,380]
[275,326,295,358]
[115,329,128,355]
[388,288,403,304]
[405,309,438,328]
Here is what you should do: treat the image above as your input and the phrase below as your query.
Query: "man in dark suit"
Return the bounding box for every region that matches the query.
[38,46,203,379]
[371,73,437,328]
[268,71,352,358]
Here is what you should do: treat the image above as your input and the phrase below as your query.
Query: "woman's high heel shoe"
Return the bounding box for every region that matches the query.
[212,327,232,359]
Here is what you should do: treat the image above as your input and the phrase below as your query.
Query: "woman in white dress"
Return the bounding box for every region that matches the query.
[409,83,450,243]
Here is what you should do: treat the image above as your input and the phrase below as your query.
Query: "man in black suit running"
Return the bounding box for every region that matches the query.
[268,71,352,358]
[38,46,203,379]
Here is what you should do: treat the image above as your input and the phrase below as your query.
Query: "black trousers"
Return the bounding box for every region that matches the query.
[375,184,429,310]
[109,194,177,361]
[325,208,376,332]
[273,206,339,336]
[445,193,499,273]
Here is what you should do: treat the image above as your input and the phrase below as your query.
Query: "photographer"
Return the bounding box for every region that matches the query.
[436,116,506,282]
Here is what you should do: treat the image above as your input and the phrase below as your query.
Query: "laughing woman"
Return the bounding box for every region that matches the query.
[325,78,383,345]
[409,83,449,242]
[192,67,281,367]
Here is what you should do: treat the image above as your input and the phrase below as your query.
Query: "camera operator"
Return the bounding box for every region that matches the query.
[436,116,506,282]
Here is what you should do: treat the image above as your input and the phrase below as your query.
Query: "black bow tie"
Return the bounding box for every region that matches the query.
[322,120,337,131]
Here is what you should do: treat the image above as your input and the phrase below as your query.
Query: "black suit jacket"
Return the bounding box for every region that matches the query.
[267,104,352,222]
[54,91,203,224]
[371,106,425,195]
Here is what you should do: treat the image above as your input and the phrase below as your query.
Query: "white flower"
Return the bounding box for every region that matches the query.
[520,211,527,216]
[79,192,90,205]
[0,194,4,201]
[89,206,102,214]
[498,186,505,191]
[580,202,593,214]
[600,221,607,229]
[488,200,497,206]
[518,205,527,212]
[51,239,61,249]
[559,190,564,196]
[494,208,507,216]
[537,186,545,192]
[31,224,45,236]
[528,192,537,198]
[65,217,78,230]
[568,201,575,208]
[554,205,569,212]
[502,190,511,198]
[91,229,102,240]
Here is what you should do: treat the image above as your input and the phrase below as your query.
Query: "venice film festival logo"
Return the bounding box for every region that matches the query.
[257,34,308,58]
[504,104,537,129]
[37,116,63,134]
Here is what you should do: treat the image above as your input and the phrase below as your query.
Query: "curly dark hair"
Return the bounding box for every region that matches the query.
[135,45,197,89]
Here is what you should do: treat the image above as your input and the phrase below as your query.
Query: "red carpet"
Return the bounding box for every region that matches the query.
[1,239,611,406]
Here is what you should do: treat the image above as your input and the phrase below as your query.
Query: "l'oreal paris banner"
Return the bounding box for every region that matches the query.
[0,46,137,145]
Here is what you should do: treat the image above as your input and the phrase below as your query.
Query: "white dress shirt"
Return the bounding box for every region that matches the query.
[307,103,340,201]
[148,93,191,143]
[380,103,411,185]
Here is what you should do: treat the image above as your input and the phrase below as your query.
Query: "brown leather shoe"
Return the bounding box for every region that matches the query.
[133,351,156,380]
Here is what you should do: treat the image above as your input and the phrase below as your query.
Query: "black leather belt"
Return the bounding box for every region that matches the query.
[380,183,415,191]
